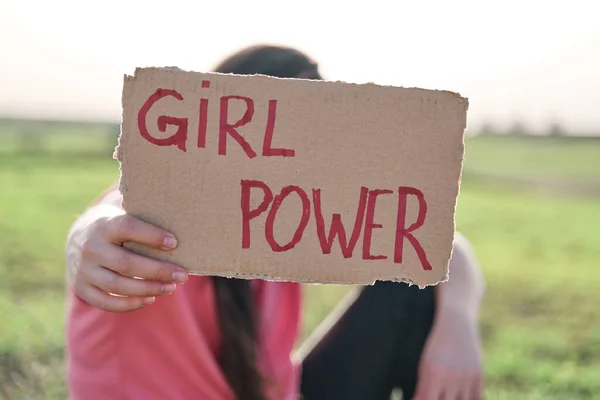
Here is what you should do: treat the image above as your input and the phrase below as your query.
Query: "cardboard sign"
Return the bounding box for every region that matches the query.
[115,67,468,287]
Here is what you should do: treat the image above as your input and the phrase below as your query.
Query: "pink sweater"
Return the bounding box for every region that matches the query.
[66,277,302,399]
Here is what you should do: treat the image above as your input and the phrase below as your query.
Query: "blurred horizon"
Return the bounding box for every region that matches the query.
[1,0,600,135]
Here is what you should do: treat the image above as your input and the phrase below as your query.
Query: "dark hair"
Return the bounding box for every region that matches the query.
[210,45,322,400]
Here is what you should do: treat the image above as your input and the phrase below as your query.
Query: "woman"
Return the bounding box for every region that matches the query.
[65,45,485,400]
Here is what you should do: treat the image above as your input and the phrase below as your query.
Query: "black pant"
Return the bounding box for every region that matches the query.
[300,281,436,400]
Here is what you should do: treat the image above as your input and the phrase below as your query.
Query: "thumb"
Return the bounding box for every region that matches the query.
[412,369,430,400]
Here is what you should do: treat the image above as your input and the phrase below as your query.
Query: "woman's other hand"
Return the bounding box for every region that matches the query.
[413,233,485,400]
[413,309,484,400]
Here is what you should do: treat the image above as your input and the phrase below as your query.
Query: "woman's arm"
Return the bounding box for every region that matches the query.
[435,232,486,322]
[413,232,486,400]
[65,184,189,312]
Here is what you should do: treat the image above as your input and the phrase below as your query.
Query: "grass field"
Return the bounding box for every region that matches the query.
[1,123,600,399]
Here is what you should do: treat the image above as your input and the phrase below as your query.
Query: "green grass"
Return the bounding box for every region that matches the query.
[464,134,600,180]
[1,125,600,399]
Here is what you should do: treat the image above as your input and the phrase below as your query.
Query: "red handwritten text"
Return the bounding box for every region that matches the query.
[137,85,295,158]
[240,180,432,270]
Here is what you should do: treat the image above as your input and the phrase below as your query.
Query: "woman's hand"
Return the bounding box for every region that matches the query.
[413,310,484,400]
[66,204,189,312]
[413,232,485,399]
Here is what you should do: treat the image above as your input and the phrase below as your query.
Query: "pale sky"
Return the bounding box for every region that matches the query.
[1,0,599,134]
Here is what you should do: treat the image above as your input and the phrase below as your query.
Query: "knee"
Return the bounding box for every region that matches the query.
[363,280,435,322]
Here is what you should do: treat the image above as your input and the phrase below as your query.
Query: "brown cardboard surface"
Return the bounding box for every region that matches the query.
[115,67,468,287]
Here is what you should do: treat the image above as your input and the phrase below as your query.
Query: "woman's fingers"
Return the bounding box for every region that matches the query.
[92,240,187,283]
[86,265,177,298]
[103,214,177,251]
[80,284,155,313]
[71,213,190,312]
[469,374,484,400]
